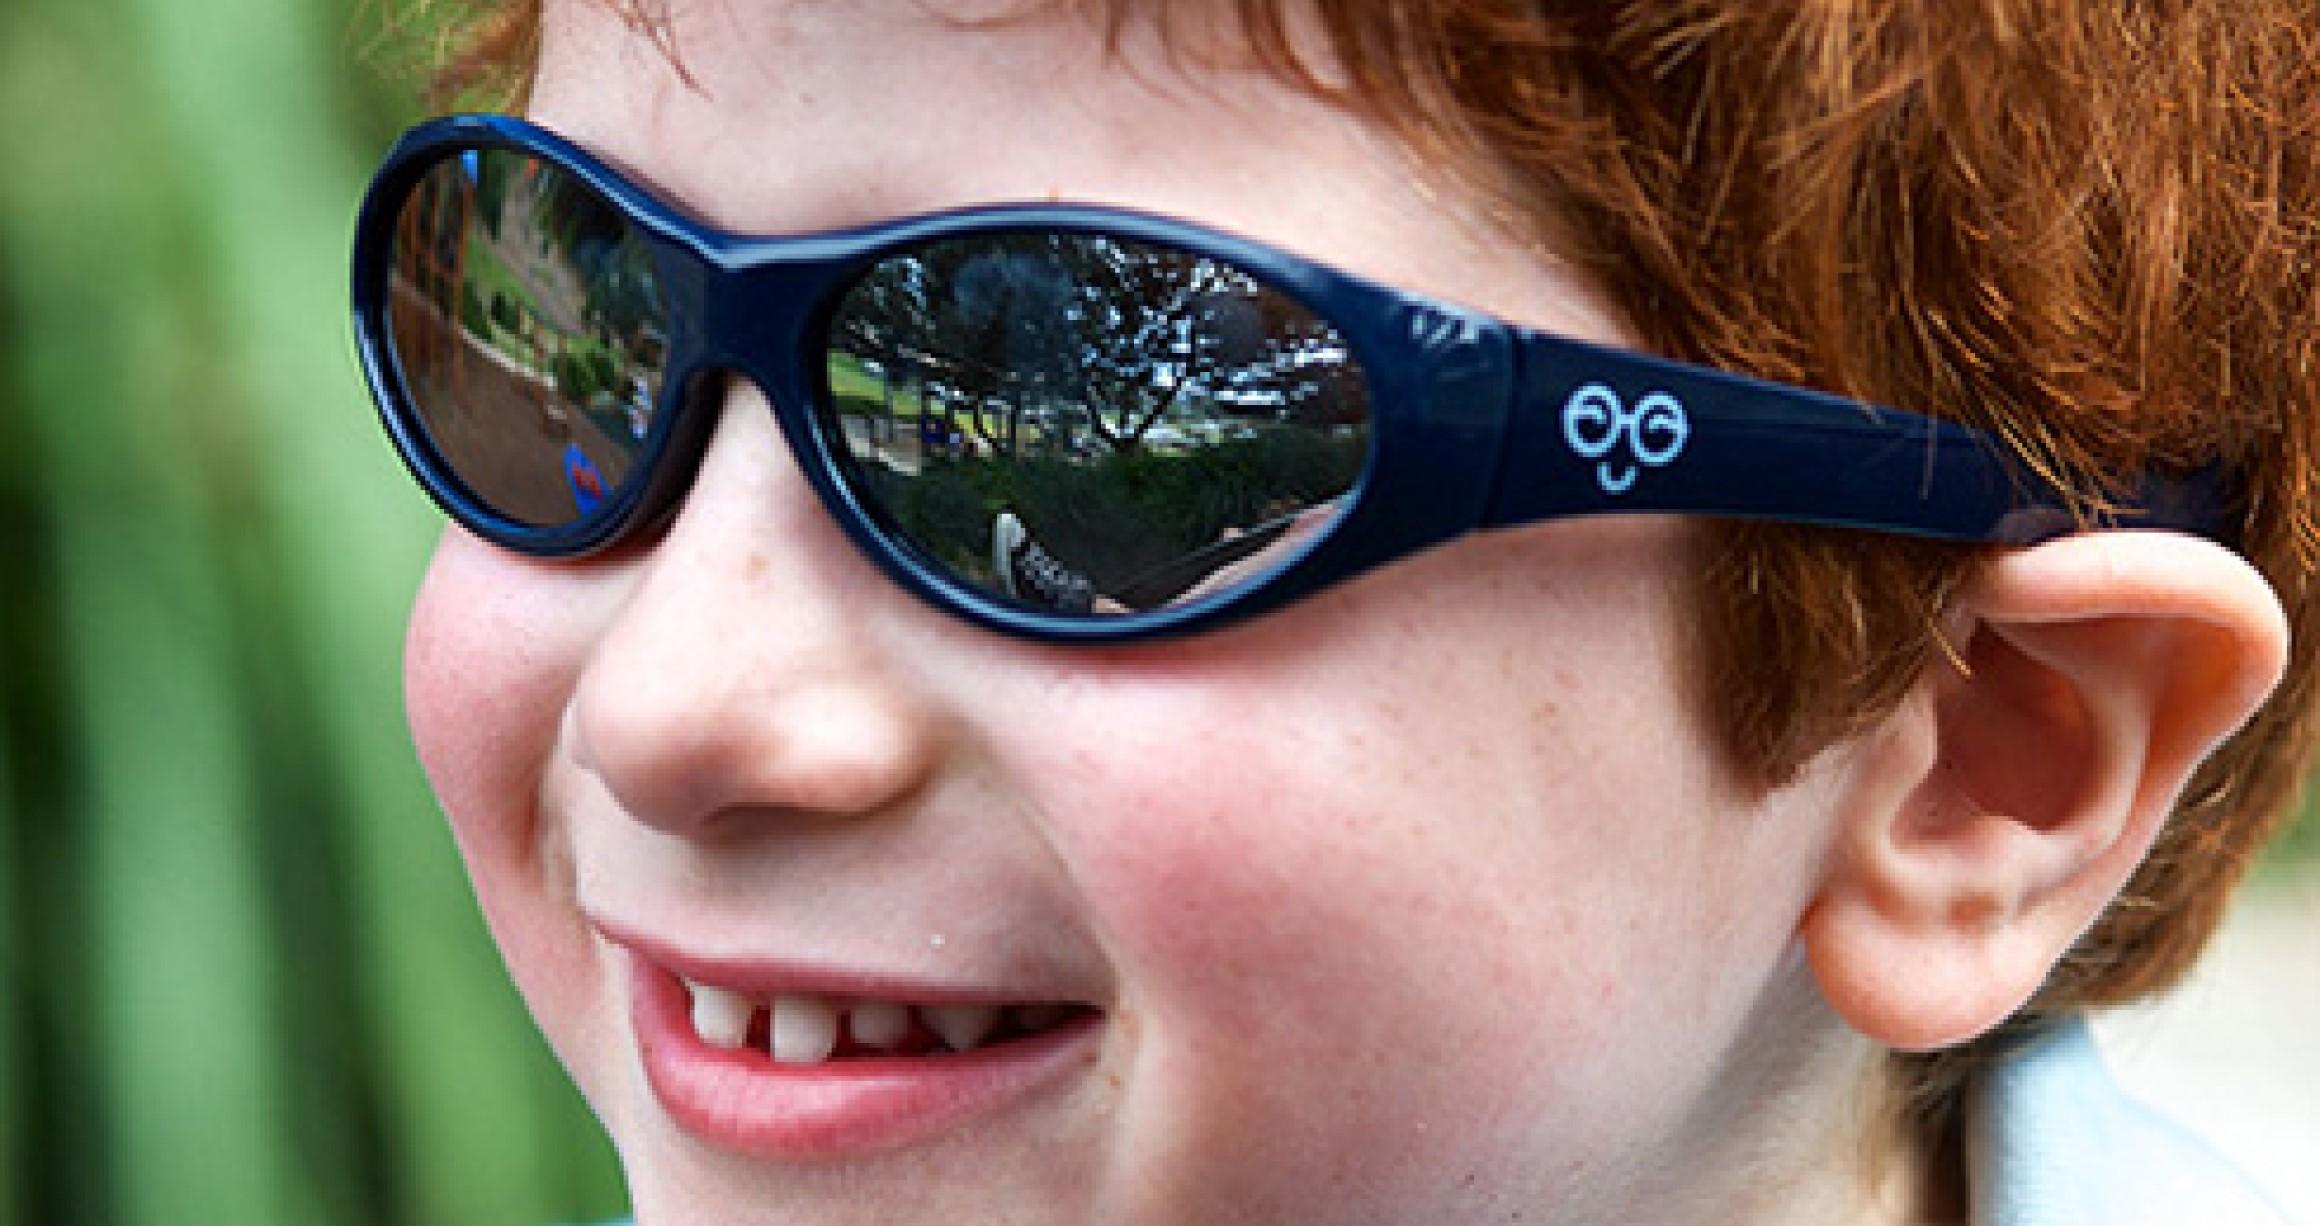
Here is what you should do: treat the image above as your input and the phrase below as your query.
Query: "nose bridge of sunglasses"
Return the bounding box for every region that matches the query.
[670,246,853,403]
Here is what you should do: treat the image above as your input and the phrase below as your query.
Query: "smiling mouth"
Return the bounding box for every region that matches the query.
[618,942,1105,1158]
[686,980,1097,1064]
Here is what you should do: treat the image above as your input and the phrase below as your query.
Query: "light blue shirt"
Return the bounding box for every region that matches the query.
[1969,1019,2292,1225]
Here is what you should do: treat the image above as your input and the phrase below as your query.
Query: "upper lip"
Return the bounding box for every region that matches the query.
[591,913,1101,1006]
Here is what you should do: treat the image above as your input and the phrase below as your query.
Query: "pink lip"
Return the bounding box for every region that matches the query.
[617,941,1102,1160]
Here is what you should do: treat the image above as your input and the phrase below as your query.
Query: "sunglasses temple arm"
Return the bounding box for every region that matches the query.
[1476,329,2210,545]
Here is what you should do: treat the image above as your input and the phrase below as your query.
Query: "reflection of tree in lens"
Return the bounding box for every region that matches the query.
[825,232,1369,609]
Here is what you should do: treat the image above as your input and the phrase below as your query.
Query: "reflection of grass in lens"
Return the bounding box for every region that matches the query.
[827,354,935,417]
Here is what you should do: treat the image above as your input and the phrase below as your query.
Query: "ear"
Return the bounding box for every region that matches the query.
[1802,532,2288,1051]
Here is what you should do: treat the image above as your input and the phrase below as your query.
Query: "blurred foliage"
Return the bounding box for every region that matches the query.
[2269,786,2320,873]
[0,0,624,1221]
[0,0,2313,1223]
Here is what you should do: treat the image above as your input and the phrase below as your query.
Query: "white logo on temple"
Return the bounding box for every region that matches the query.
[1561,383,1690,495]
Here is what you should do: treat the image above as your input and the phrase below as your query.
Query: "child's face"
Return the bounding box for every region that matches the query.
[405,2,1863,1220]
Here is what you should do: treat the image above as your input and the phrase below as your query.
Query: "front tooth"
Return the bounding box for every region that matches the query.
[922,1003,999,1052]
[690,982,753,1050]
[770,995,840,1064]
[849,1000,909,1050]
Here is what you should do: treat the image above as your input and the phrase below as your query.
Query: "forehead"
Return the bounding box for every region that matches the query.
[532,1,1341,221]
[526,0,1627,343]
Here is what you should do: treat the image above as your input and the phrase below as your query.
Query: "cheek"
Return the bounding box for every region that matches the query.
[404,531,620,1078]
[405,532,575,864]
[1040,604,1744,1211]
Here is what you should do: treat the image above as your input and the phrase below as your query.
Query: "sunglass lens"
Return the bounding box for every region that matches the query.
[822,233,1370,616]
[384,148,671,529]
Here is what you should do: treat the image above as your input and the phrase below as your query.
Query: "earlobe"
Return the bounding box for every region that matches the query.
[1803,531,2288,1052]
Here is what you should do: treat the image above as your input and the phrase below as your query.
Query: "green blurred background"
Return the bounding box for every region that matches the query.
[0,0,626,1220]
[0,0,2310,1223]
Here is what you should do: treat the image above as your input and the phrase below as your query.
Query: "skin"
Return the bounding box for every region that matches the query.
[401,2,2290,1222]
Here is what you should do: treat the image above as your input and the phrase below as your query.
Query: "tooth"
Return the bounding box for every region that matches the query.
[922,1003,999,1052]
[849,999,909,1050]
[689,982,753,1050]
[770,995,840,1064]
[1011,1003,1071,1033]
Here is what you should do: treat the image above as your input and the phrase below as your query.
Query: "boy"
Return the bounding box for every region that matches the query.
[357,1,2317,1220]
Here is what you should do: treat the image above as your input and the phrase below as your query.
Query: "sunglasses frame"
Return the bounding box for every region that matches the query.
[353,114,2224,644]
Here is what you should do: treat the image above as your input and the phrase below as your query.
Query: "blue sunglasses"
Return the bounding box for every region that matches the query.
[352,114,2222,643]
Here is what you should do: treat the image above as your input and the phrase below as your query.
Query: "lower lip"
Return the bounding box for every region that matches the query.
[627,955,1101,1160]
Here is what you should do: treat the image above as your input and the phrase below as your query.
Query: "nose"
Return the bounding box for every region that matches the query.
[567,379,950,833]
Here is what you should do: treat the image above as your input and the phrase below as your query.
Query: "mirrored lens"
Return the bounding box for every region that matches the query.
[824,233,1370,615]
[385,149,670,528]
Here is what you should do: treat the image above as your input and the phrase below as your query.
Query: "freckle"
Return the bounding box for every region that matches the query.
[745,553,769,582]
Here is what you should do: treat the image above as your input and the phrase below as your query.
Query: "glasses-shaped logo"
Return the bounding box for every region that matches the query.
[1561,383,1690,495]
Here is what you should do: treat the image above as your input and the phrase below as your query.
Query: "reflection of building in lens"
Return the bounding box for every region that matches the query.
[386,154,655,526]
